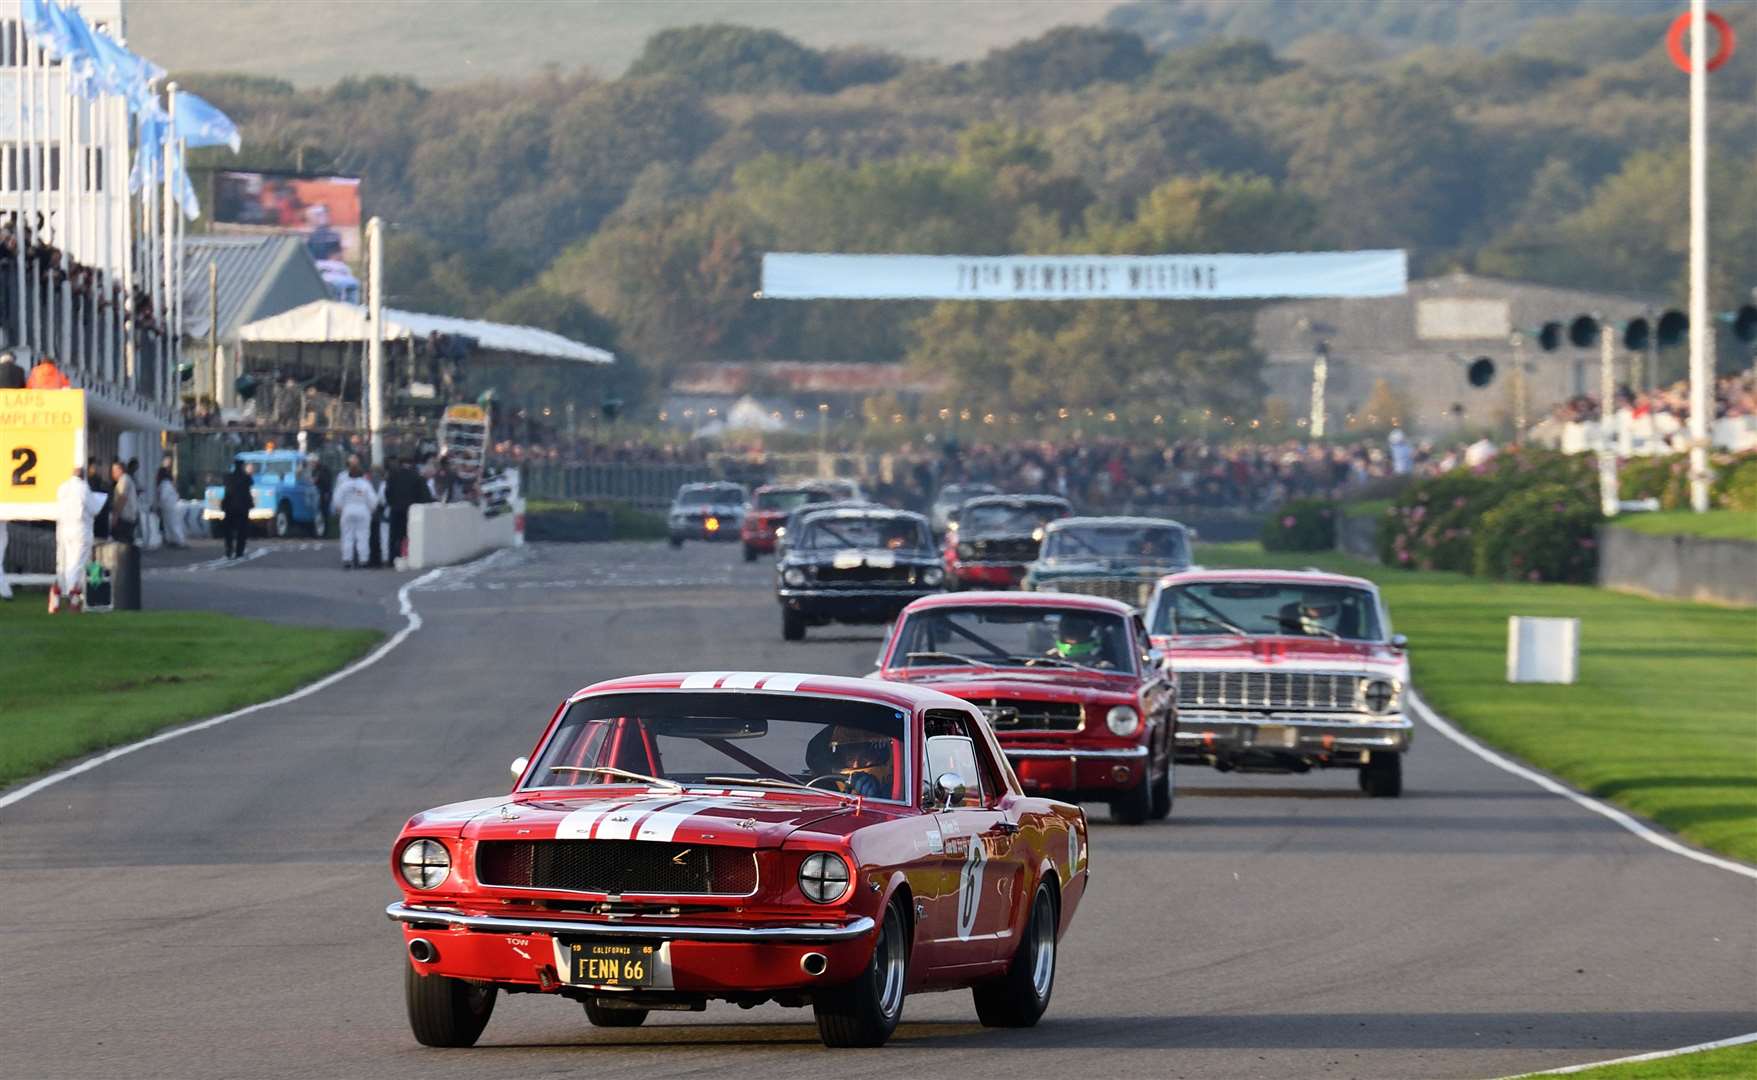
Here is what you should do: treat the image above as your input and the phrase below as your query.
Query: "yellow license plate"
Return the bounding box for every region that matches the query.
[565,941,656,987]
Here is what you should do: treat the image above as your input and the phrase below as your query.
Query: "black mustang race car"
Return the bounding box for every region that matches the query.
[775,507,944,640]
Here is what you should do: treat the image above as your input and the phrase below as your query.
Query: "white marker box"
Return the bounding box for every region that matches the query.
[1507,616,1579,684]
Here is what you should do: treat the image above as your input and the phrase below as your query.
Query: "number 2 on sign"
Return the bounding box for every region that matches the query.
[9,446,36,487]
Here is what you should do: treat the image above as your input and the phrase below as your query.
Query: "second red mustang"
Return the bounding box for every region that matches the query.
[876,591,1177,824]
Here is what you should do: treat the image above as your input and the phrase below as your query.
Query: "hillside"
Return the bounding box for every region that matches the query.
[126,0,1124,87]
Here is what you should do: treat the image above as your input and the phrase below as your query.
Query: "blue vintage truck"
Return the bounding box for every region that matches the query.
[203,449,328,538]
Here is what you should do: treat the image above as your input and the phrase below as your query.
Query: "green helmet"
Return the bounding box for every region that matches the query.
[1055,614,1101,660]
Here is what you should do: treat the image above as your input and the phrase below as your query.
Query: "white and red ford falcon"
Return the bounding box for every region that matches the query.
[386,672,1088,1049]
[1143,569,1413,797]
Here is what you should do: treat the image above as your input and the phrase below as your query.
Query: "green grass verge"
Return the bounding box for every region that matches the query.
[1198,542,1757,864]
[1519,1042,1757,1078]
[0,603,381,787]
[1611,510,1757,541]
[1342,498,1392,520]
[525,499,668,541]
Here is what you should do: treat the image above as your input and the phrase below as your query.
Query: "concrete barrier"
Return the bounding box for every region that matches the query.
[1598,525,1757,608]
[405,503,516,570]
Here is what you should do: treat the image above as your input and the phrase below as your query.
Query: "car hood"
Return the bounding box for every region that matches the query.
[887,668,1137,703]
[1154,634,1408,675]
[409,790,859,847]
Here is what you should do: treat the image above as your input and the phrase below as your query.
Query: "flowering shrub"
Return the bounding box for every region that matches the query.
[1261,499,1336,551]
[1473,482,1603,583]
[1712,453,1757,512]
[1377,450,1594,573]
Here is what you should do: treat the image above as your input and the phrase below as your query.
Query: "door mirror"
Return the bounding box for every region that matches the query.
[1146,647,1167,669]
[510,756,529,780]
[1389,633,1408,651]
[935,772,967,810]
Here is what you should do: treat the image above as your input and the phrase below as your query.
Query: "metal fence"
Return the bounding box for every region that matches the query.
[520,463,716,510]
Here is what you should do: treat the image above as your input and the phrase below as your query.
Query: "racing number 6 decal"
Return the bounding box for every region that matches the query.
[9,446,36,487]
[955,837,989,941]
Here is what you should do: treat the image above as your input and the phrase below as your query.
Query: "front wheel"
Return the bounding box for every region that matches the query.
[668,535,684,549]
[1149,756,1174,820]
[814,898,908,1047]
[311,511,329,539]
[1360,752,1403,798]
[743,544,758,562]
[782,607,807,642]
[973,881,1057,1027]
[273,502,293,538]
[1109,767,1153,825]
[404,963,496,1048]
[583,999,648,1028]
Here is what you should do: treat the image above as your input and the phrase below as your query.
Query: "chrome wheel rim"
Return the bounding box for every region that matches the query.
[1029,892,1056,999]
[874,906,906,1019]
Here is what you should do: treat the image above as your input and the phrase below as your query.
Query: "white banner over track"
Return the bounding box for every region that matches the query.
[760,250,1407,301]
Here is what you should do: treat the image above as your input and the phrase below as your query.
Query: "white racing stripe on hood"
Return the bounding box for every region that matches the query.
[554,796,666,839]
[592,797,695,841]
[632,799,729,842]
[760,674,807,691]
[680,672,733,689]
[719,671,772,689]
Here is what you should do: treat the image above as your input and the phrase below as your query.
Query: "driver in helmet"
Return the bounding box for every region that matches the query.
[1049,613,1113,667]
[807,725,894,797]
[1280,593,1337,636]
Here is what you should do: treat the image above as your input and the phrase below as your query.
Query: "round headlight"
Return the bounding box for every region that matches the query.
[1362,679,1399,715]
[783,567,807,587]
[957,543,975,559]
[398,838,450,890]
[922,566,944,586]
[1105,706,1141,737]
[799,852,851,904]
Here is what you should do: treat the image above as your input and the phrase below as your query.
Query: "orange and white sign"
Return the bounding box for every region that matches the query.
[0,389,86,520]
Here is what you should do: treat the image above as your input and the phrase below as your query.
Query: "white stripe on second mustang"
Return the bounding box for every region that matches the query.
[592,796,697,841]
[633,799,728,842]
[554,796,663,839]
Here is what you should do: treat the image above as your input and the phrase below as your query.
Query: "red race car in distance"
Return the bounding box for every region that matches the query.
[943,494,1073,589]
[386,672,1088,1049]
[876,592,1177,824]
[741,483,837,561]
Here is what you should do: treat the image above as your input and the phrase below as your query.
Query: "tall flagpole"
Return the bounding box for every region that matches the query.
[171,135,185,409]
[121,102,134,383]
[162,81,175,404]
[13,6,26,355]
[59,50,70,366]
[1686,0,1713,512]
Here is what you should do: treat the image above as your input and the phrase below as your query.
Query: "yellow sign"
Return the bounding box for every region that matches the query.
[443,404,486,423]
[0,389,86,520]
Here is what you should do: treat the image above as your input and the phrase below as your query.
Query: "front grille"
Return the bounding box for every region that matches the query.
[973,698,1083,731]
[965,538,1039,562]
[1039,577,1153,606]
[815,564,916,585]
[1178,671,1365,712]
[476,840,758,896]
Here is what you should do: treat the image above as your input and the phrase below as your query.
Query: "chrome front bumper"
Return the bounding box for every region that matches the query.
[386,902,876,943]
[1175,712,1413,754]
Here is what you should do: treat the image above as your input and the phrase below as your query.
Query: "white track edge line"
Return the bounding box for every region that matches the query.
[1407,690,1757,882]
[1494,1029,1757,1077]
[0,563,456,813]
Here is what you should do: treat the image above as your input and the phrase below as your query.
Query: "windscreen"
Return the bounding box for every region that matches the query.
[525,692,909,801]
[1152,582,1383,642]
[678,487,742,506]
[893,605,1134,673]
[801,515,930,552]
[1043,524,1188,562]
[755,489,826,511]
[959,500,1068,535]
[248,460,290,480]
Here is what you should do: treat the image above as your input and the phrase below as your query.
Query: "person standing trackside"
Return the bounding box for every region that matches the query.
[221,458,254,558]
[54,465,96,607]
[109,458,139,545]
[331,456,378,569]
[155,459,187,548]
[385,455,429,566]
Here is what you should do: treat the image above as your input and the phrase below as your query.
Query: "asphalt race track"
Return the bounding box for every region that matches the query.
[3,540,1753,1080]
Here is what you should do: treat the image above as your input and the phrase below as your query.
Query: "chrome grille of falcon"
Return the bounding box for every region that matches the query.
[1177,671,1367,712]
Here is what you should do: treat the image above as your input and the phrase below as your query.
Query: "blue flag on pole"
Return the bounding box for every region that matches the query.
[89,26,163,110]
[172,92,240,153]
[43,1,99,99]
[129,105,166,194]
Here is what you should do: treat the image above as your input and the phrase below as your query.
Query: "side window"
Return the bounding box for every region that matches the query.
[924,710,1007,807]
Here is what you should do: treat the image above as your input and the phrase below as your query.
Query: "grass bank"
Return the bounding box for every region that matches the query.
[524,499,668,541]
[0,603,380,787]
[1198,542,1757,864]
[1518,1042,1757,1078]
[1612,510,1757,541]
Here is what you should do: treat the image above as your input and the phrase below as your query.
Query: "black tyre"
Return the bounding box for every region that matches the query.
[583,999,648,1028]
[743,544,758,562]
[973,882,1057,1028]
[782,607,807,642]
[311,511,329,539]
[208,521,223,539]
[668,535,684,549]
[1109,769,1153,825]
[1149,756,1174,820]
[814,899,908,1047]
[273,502,293,538]
[404,962,496,1048]
[1361,752,1403,798]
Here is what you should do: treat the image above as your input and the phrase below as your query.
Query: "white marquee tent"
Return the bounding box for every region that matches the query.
[237,299,614,365]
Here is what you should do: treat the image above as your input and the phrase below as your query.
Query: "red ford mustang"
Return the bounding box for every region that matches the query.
[386,672,1088,1048]
[740,483,836,562]
[875,592,1177,824]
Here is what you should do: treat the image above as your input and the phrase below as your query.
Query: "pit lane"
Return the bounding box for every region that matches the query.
[1,539,1752,1080]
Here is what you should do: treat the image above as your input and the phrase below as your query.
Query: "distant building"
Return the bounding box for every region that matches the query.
[665,361,945,433]
[1254,272,1660,437]
[180,235,332,412]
